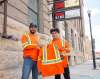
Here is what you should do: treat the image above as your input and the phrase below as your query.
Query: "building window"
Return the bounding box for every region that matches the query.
[22,0,39,26]
[0,0,39,27]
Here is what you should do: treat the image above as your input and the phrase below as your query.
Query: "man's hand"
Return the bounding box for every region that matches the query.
[37,42,44,48]
[59,47,66,51]
[60,52,71,56]
[38,44,44,47]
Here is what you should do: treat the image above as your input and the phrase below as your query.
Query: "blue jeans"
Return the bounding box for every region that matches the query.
[21,58,38,79]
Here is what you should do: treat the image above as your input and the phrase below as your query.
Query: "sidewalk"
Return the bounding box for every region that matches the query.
[70,61,100,79]
[43,61,100,79]
[0,50,100,79]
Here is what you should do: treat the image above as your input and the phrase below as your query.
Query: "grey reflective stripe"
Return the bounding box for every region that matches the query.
[22,33,32,48]
[43,58,62,65]
[62,39,65,47]
[53,44,61,59]
[42,47,47,63]
[25,33,31,44]
[42,45,62,65]
[61,39,65,55]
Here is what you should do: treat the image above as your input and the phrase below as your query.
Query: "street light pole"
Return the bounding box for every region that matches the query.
[87,10,96,69]
[52,0,56,28]
[52,8,56,28]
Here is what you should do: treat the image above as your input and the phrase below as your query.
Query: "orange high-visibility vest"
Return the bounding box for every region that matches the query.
[21,33,40,61]
[49,38,71,68]
[61,39,71,68]
[38,43,64,77]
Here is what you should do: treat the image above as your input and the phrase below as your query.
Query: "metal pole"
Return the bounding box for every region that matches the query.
[88,11,96,69]
[2,0,7,37]
[52,0,56,28]
[52,8,56,28]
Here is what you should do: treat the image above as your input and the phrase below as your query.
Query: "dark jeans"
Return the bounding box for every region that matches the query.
[55,67,70,79]
[21,58,38,79]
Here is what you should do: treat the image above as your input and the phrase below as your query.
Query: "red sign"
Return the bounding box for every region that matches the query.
[54,2,64,10]
[54,0,65,2]
[54,11,65,20]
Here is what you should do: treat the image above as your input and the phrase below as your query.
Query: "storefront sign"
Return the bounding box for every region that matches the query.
[65,0,80,8]
[54,0,65,2]
[54,1,64,10]
[65,8,80,19]
[53,0,81,20]
[54,11,65,20]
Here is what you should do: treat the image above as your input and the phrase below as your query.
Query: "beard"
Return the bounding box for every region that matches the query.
[30,30,36,34]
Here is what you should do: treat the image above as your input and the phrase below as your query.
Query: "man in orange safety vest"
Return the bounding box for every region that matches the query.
[50,28,71,79]
[21,23,41,79]
[38,28,71,79]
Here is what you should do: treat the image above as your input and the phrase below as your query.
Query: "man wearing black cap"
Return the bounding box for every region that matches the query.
[21,23,41,79]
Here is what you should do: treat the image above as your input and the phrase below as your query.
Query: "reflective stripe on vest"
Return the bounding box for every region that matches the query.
[22,33,37,48]
[62,39,65,47]
[42,45,62,65]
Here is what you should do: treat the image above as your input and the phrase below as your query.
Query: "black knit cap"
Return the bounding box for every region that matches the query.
[29,23,37,28]
[50,28,60,34]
